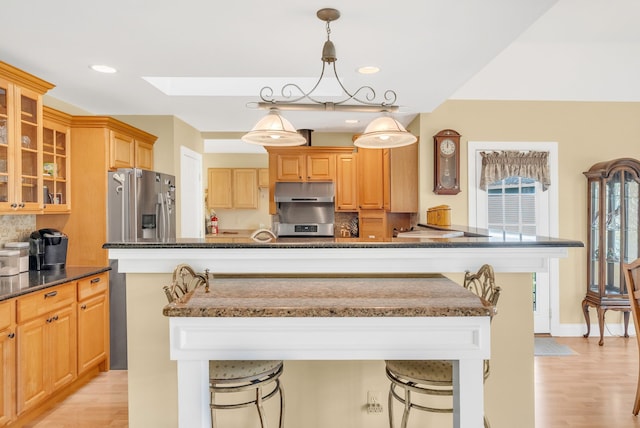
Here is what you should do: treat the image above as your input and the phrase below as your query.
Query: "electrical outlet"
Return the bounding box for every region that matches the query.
[367,391,383,414]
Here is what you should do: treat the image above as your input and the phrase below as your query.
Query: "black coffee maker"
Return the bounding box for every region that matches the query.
[29,228,68,271]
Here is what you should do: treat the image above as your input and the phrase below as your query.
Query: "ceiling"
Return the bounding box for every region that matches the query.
[1,0,639,135]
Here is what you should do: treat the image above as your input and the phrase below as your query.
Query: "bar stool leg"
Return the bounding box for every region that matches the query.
[388,386,395,428]
[400,388,411,428]
[278,382,285,428]
[210,391,217,428]
[255,385,268,428]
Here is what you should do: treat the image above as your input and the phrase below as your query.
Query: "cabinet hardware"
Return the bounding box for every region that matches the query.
[81,304,87,310]
[90,277,101,284]
[8,332,15,339]
[10,203,17,208]
[44,290,58,299]
[19,202,25,208]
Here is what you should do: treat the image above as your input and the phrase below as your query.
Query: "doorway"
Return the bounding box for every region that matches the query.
[468,141,559,334]
[180,146,203,238]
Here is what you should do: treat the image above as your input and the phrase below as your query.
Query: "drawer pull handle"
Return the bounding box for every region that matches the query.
[81,304,87,310]
[8,332,15,339]
[90,277,101,284]
[44,291,58,299]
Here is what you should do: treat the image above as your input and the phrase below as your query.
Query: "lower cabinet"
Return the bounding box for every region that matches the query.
[16,283,77,415]
[0,271,109,426]
[0,300,16,426]
[77,273,109,374]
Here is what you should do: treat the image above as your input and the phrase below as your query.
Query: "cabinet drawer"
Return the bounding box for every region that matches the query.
[78,273,109,301]
[0,299,14,330]
[17,283,75,323]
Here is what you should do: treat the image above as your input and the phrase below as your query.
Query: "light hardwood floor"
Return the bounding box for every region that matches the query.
[24,337,640,427]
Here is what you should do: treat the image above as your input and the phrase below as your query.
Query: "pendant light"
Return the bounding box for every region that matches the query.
[242,8,416,148]
[241,109,307,146]
[353,116,417,148]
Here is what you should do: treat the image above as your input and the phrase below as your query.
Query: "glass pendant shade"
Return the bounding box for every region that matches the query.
[354,116,417,149]
[242,110,307,146]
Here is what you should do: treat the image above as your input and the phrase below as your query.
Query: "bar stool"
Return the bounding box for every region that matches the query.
[385,264,501,428]
[163,264,285,428]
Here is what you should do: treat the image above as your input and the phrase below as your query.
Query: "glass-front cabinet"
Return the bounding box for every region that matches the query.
[42,107,71,213]
[583,158,640,345]
[0,62,54,213]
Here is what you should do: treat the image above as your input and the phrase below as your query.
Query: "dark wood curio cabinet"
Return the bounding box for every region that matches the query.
[582,158,640,345]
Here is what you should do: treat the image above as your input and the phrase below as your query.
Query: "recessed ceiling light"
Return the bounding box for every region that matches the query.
[358,66,380,75]
[90,64,117,74]
[345,119,359,124]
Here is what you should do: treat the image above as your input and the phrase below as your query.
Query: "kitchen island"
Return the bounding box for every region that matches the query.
[105,228,582,428]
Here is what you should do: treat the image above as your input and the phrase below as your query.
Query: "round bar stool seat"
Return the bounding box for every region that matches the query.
[209,360,284,428]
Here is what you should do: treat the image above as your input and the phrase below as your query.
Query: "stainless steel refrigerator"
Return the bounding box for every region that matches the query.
[106,168,176,369]
[107,168,176,242]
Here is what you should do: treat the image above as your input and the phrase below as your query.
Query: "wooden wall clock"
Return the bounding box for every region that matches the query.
[433,129,461,195]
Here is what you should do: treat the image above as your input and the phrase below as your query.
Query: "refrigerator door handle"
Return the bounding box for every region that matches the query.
[156,194,162,240]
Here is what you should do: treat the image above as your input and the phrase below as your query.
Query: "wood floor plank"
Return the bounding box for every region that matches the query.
[23,338,640,427]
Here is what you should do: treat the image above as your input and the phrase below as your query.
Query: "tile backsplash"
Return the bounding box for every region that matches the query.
[0,215,35,245]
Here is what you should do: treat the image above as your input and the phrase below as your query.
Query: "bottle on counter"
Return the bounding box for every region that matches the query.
[210,211,219,235]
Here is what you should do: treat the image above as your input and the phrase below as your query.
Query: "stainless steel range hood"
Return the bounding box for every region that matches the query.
[274,182,334,203]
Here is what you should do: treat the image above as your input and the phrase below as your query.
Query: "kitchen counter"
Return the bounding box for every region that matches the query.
[163,274,493,318]
[0,266,111,302]
[164,273,492,428]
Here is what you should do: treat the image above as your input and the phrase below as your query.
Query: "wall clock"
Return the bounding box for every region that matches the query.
[433,129,461,195]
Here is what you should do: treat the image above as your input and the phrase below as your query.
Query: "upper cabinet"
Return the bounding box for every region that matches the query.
[0,62,55,213]
[357,142,419,213]
[42,107,71,213]
[207,168,259,210]
[266,147,354,214]
[70,116,156,172]
[335,153,358,211]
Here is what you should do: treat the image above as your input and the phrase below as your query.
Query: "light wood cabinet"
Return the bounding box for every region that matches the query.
[266,147,353,214]
[233,169,258,209]
[42,107,71,213]
[336,154,358,211]
[0,299,16,426]
[258,168,269,188]
[208,168,258,210]
[357,148,385,210]
[108,129,154,171]
[357,144,418,212]
[359,210,387,241]
[207,168,232,209]
[16,282,77,415]
[77,272,109,374]
[0,62,54,213]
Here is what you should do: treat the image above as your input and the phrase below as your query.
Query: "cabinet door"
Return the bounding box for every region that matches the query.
[357,148,384,209]
[336,154,358,211]
[109,131,135,170]
[387,144,419,213]
[48,305,76,392]
[306,154,335,181]
[16,317,47,414]
[276,155,305,181]
[135,140,154,170]
[0,78,10,210]
[15,86,42,212]
[42,108,71,213]
[258,168,269,188]
[233,169,258,209]
[208,168,233,209]
[359,210,386,241]
[78,293,108,374]
[0,300,15,426]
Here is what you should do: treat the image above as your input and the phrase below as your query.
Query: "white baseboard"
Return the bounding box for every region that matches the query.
[551,322,636,338]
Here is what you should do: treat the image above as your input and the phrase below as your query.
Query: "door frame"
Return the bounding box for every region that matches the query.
[467,141,559,334]
[179,146,203,239]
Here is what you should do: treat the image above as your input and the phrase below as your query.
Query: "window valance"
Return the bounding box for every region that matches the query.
[479,150,550,191]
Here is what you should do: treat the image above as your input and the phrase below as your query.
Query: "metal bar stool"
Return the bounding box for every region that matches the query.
[385,264,501,428]
[163,264,285,428]
[210,360,284,428]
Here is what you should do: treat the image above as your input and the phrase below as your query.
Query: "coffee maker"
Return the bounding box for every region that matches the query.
[29,228,68,271]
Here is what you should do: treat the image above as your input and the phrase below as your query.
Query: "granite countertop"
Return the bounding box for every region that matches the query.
[0,266,111,302]
[105,224,583,249]
[162,274,493,318]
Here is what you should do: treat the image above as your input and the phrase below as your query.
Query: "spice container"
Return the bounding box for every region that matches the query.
[0,249,20,276]
[5,242,29,272]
